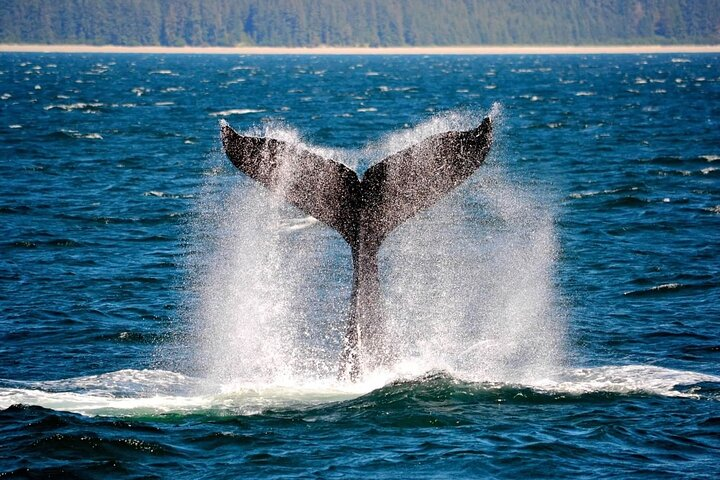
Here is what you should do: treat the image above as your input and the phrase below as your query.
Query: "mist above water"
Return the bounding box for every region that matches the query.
[186,107,566,386]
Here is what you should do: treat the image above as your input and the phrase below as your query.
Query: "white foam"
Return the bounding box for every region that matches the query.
[60,129,103,140]
[529,365,720,398]
[44,102,104,112]
[1,365,715,417]
[0,368,380,417]
[209,108,265,117]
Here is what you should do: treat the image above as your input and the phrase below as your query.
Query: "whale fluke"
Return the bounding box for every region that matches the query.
[221,118,493,379]
[220,127,361,245]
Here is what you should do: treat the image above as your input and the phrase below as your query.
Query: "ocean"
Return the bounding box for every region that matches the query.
[1,53,719,478]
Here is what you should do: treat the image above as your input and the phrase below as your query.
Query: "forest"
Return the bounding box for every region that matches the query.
[1,0,719,47]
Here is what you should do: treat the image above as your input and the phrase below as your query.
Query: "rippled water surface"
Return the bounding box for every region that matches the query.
[1,53,719,478]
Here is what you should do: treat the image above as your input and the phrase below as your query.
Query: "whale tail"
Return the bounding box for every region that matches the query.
[221,118,493,379]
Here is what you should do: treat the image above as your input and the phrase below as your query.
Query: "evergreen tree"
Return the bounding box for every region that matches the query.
[1,0,718,47]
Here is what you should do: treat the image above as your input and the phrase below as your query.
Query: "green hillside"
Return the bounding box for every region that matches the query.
[1,0,719,47]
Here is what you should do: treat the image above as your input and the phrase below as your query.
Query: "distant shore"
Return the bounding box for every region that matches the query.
[1,44,719,55]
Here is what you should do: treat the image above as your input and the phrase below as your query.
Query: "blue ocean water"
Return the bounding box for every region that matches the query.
[1,53,719,478]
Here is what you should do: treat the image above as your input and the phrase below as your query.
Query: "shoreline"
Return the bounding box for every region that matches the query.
[1,44,719,55]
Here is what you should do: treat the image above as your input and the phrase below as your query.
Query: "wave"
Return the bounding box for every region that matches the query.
[43,102,106,112]
[623,282,716,297]
[44,129,103,140]
[209,108,265,117]
[1,365,717,418]
[624,283,684,296]
[2,238,84,249]
[568,185,642,200]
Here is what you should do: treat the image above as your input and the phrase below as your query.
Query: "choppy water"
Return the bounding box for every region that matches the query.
[1,53,719,478]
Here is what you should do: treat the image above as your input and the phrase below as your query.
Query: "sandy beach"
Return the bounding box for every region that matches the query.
[1,44,719,55]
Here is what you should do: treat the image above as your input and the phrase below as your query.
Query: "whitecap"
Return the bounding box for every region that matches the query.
[60,129,103,140]
[528,365,720,398]
[44,102,104,112]
[623,283,683,296]
[209,108,265,117]
[357,107,378,112]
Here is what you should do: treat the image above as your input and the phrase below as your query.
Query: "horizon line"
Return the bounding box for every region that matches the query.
[2,43,720,55]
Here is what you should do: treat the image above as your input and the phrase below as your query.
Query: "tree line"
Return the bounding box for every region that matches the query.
[1,0,718,47]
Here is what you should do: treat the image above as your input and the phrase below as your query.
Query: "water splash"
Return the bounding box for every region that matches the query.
[185,124,353,384]
[380,105,565,383]
[186,107,565,386]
